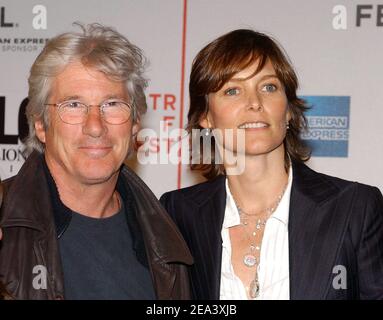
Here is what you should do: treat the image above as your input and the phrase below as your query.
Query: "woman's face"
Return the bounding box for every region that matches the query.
[202,59,291,157]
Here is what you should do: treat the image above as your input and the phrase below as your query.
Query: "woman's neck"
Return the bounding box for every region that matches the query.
[226,148,289,215]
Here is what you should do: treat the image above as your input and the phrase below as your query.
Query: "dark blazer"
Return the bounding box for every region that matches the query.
[160,161,383,300]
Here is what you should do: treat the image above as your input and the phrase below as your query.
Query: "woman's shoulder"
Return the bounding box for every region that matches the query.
[293,161,382,200]
[160,175,226,205]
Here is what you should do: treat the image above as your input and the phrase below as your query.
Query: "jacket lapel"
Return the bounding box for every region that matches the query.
[289,162,354,299]
[1,152,50,231]
[180,175,226,300]
[120,166,193,299]
[0,151,65,299]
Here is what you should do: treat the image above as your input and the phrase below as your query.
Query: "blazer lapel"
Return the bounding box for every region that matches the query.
[289,162,355,299]
[182,175,226,300]
[204,178,227,300]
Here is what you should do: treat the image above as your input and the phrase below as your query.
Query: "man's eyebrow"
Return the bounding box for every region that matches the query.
[102,94,126,100]
[59,95,81,101]
[58,94,127,102]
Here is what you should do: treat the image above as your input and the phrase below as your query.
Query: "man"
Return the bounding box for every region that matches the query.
[0,183,10,300]
[0,23,192,300]
[0,187,9,299]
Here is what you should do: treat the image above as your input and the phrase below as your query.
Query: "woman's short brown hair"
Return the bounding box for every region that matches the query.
[187,29,310,180]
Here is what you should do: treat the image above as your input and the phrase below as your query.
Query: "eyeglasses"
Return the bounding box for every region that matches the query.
[45,100,134,125]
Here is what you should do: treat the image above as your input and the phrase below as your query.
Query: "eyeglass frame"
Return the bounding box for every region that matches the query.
[44,99,136,125]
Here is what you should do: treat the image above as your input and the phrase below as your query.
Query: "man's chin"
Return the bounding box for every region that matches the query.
[76,169,119,185]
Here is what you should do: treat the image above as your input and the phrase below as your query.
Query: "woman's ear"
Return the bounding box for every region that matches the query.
[199,114,211,129]
[286,104,292,123]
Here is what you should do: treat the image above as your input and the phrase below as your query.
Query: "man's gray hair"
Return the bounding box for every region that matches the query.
[25,23,148,153]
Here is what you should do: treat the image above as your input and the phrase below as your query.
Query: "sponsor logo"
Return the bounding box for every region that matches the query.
[0,5,48,52]
[0,6,16,27]
[301,96,350,157]
[332,4,383,30]
[0,96,28,178]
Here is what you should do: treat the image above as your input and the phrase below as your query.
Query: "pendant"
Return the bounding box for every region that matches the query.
[243,254,257,267]
[249,277,260,298]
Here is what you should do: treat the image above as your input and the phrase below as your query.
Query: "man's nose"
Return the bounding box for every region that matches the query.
[82,106,107,137]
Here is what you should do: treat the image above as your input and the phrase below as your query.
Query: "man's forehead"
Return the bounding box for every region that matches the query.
[57,94,128,102]
[50,61,128,101]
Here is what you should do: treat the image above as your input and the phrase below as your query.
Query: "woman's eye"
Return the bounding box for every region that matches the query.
[261,84,277,92]
[224,88,239,96]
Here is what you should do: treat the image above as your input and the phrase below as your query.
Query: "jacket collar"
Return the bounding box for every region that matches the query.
[290,161,340,204]
[180,174,226,207]
[176,174,226,299]
[119,165,193,265]
[41,158,72,238]
[1,151,54,233]
[288,161,352,299]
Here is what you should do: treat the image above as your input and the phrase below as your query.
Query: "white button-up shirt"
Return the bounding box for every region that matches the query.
[220,167,293,300]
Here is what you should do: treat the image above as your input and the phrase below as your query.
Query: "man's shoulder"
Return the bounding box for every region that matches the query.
[1,175,16,187]
[0,175,17,201]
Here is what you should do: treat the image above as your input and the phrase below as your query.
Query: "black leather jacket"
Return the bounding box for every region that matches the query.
[0,151,193,299]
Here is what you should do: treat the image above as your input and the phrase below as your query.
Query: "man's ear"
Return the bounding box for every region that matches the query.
[34,120,46,143]
[132,119,140,137]
[130,119,141,153]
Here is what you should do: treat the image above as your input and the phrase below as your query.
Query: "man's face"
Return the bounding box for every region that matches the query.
[35,61,138,186]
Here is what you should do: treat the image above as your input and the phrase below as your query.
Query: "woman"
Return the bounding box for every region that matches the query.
[160,29,383,300]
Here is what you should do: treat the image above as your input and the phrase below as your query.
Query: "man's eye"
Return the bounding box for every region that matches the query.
[104,101,123,108]
[224,88,239,96]
[261,84,277,92]
[64,101,83,108]
[106,101,119,107]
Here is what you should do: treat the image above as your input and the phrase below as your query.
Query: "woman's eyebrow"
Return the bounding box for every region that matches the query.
[228,74,279,83]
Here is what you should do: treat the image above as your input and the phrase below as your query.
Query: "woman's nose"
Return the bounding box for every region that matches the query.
[246,92,263,111]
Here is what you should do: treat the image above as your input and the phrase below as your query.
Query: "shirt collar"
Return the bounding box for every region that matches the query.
[271,165,293,226]
[223,179,241,228]
[224,165,293,228]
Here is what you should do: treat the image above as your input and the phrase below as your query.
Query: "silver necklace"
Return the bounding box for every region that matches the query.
[229,180,289,298]
[236,185,287,268]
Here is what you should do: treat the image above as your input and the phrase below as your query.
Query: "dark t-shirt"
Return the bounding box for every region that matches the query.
[58,203,155,300]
